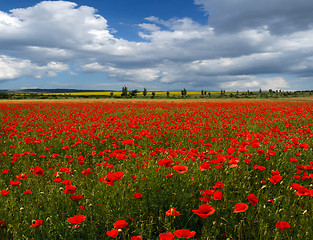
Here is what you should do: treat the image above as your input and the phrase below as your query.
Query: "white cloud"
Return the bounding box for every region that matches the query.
[220,77,288,91]
[0,55,68,80]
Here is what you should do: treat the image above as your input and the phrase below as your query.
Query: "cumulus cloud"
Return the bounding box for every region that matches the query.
[0,1,313,90]
[0,55,68,80]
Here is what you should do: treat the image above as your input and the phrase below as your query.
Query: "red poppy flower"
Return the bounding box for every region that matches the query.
[172,165,188,174]
[159,232,175,240]
[113,219,128,229]
[174,229,196,238]
[64,185,76,194]
[30,219,43,228]
[32,166,45,176]
[106,229,119,238]
[133,193,143,199]
[9,180,21,187]
[233,203,248,213]
[131,236,142,240]
[157,159,174,167]
[212,182,225,190]
[70,194,84,201]
[166,207,180,216]
[192,204,215,218]
[270,175,283,185]
[113,171,125,180]
[62,180,72,185]
[248,194,258,206]
[0,189,10,196]
[81,168,93,175]
[23,190,31,195]
[289,158,298,162]
[213,190,223,200]
[166,172,174,178]
[79,205,86,210]
[54,178,62,183]
[200,189,214,196]
[254,165,266,171]
[199,196,211,203]
[121,139,133,145]
[101,172,116,186]
[2,170,9,174]
[275,221,291,229]
[16,173,28,180]
[199,162,212,171]
[0,219,5,228]
[67,215,86,224]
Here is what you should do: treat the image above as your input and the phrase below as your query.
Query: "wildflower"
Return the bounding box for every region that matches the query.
[213,190,223,200]
[0,219,5,228]
[30,219,43,227]
[64,185,76,194]
[16,173,28,180]
[131,236,142,240]
[9,180,21,187]
[270,175,283,185]
[275,221,291,229]
[172,165,188,174]
[159,232,175,240]
[166,207,180,216]
[67,215,86,224]
[113,219,128,229]
[106,229,119,238]
[32,166,45,176]
[70,195,84,201]
[233,203,248,213]
[0,189,10,196]
[192,204,215,218]
[248,194,258,206]
[199,162,211,171]
[81,168,93,175]
[174,229,196,238]
[133,193,143,199]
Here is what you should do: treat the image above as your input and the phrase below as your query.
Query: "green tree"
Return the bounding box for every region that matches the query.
[130,89,138,97]
[121,86,128,97]
[143,88,147,97]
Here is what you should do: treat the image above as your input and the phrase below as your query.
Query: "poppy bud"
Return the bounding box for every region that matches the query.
[46,217,51,223]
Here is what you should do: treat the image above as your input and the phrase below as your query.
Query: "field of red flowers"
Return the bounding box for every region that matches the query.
[1,100,313,239]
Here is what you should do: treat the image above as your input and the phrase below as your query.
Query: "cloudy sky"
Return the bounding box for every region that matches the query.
[1,0,313,91]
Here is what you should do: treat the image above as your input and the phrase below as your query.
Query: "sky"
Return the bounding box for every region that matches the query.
[1,0,313,91]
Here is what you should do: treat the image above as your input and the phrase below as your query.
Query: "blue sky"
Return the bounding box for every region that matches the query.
[1,0,313,91]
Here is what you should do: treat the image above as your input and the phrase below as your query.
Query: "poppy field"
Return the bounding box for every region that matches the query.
[1,100,313,239]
